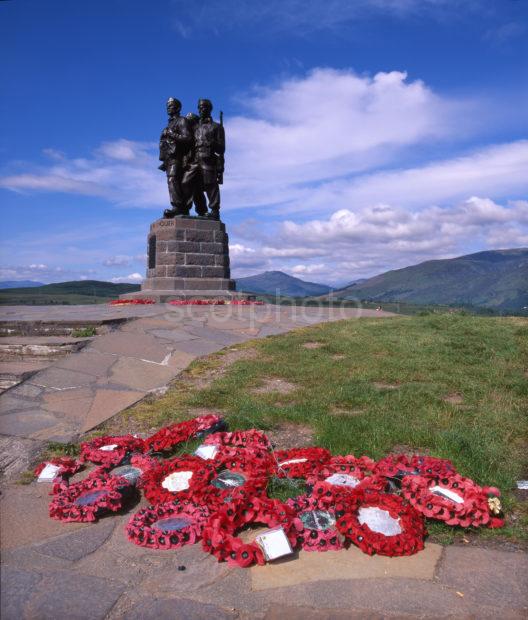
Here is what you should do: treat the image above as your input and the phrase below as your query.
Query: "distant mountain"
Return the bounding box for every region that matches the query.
[236,271,333,297]
[0,280,44,289]
[0,280,140,305]
[328,249,528,312]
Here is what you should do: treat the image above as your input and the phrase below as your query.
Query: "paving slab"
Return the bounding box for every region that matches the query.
[437,545,528,610]
[81,388,145,432]
[0,484,89,550]
[250,543,443,591]
[88,331,171,363]
[0,435,42,478]
[0,395,36,412]
[34,519,115,561]
[42,387,95,421]
[53,350,117,377]
[122,596,238,620]
[25,569,127,620]
[0,409,59,437]
[0,565,43,620]
[30,367,97,390]
[171,338,225,356]
[106,357,176,392]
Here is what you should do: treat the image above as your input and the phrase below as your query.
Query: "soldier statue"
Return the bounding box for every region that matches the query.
[158,97,192,218]
[182,99,225,221]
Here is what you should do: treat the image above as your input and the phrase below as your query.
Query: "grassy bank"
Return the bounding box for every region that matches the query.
[102,313,527,542]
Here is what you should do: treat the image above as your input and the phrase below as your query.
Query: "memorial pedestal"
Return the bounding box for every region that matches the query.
[120,217,244,302]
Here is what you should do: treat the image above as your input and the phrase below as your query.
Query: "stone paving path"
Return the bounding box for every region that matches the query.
[1,303,527,619]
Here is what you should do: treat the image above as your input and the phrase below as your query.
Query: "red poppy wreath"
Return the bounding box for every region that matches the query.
[287,493,346,551]
[141,456,214,505]
[144,414,223,453]
[401,473,504,528]
[335,490,426,557]
[202,495,297,567]
[274,447,331,479]
[49,473,133,523]
[126,500,211,549]
[34,457,82,482]
[374,454,454,481]
[203,429,272,451]
[79,435,145,468]
[198,449,271,508]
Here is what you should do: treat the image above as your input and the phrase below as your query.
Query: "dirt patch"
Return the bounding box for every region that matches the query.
[372,382,400,390]
[331,354,346,360]
[329,406,364,417]
[391,443,428,456]
[266,423,314,450]
[302,342,323,350]
[184,347,258,390]
[443,392,464,405]
[252,378,297,395]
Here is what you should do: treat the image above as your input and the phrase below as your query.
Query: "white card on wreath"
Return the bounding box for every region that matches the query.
[38,463,61,482]
[194,444,219,460]
[255,527,293,561]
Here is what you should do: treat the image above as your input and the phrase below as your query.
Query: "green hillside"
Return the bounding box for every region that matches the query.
[330,249,528,313]
[236,270,333,297]
[0,280,140,305]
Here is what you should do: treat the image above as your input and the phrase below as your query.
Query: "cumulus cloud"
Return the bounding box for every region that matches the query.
[110,273,144,284]
[232,197,528,283]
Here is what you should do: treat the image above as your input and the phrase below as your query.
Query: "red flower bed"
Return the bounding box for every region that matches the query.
[335,490,426,556]
[401,473,504,528]
[34,457,82,481]
[144,414,223,453]
[169,299,225,305]
[79,435,145,468]
[109,299,156,305]
[49,473,132,523]
[274,447,332,479]
[287,493,345,552]
[202,494,297,567]
[142,456,214,505]
[126,500,211,549]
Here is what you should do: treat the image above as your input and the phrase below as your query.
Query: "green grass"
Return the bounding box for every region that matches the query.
[71,326,97,338]
[102,314,528,542]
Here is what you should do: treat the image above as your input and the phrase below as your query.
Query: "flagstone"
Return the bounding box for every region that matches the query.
[0,485,89,550]
[250,543,443,591]
[53,350,117,377]
[0,394,36,413]
[0,566,42,620]
[106,357,176,392]
[34,520,115,561]
[88,332,172,363]
[122,597,238,620]
[173,339,225,356]
[42,386,94,421]
[0,409,59,437]
[30,367,97,390]
[81,388,145,432]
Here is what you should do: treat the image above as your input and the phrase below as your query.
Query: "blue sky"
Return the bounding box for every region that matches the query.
[1,0,527,285]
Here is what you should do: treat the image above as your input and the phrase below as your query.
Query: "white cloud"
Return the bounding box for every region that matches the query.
[110,273,144,284]
[103,255,133,267]
[232,196,528,284]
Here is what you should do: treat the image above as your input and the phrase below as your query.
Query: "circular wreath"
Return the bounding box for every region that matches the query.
[374,454,454,481]
[203,429,272,451]
[34,457,82,481]
[198,449,270,508]
[401,473,504,528]
[141,455,214,505]
[335,490,425,556]
[202,495,297,567]
[144,414,223,453]
[90,453,159,487]
[49,473,132,522]
[287,494,345,552]
[79,435,145,468]
[126,500,211,549]
[274,447,331,479]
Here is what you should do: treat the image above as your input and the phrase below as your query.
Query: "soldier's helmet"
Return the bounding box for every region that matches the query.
[166,97,182,110]
[198,98,213,112]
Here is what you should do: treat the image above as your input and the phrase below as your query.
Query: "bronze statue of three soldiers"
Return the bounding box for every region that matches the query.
[159,97,225,221]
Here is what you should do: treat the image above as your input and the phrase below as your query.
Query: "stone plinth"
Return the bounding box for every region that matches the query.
[120,217,241,302]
